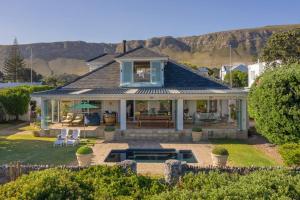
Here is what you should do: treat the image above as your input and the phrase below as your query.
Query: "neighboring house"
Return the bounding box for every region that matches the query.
[0,82,42,89]
[33,41,249,140]
[248,61,267,87]
[248,60,281,87]
[219,64,248,81]
[197,67,209,76]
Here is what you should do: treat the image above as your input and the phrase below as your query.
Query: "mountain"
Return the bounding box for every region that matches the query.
[0,24,299,76]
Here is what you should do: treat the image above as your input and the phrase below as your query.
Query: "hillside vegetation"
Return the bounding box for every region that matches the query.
[0,24,299,76]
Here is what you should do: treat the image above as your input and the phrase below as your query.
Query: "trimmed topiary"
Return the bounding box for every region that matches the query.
[212,147,229,156]
[192,126,202,132]
[76,146,93,155]
[104,126,115,132]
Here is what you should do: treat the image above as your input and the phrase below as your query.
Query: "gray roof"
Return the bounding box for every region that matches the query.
[117,47,168,59]
[87,53,118,63]
[34,47,231,96]
[33,87,246,96]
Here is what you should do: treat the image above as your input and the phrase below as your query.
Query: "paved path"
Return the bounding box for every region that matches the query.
[92,140,213,175]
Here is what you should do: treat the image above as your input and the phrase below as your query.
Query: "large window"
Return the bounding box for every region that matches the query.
[134,61,151,82]
[196,100,218,113]
[135,100,171,115]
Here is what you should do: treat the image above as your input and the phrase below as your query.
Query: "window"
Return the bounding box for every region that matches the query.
[134,61,151,82]
[151,61,161,83]
[122,62,133,84]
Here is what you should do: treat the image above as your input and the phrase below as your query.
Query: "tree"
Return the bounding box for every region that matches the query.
[0,71,3,82]
[248,63,300,144]
[3,38,26,82]
[21,68,43,82]
[42,74,79,87]
[224,71,248,87]
[261,30,300,66]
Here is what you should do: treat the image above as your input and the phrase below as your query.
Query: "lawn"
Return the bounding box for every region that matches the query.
[0,125,96,165]
[210,139,279,166]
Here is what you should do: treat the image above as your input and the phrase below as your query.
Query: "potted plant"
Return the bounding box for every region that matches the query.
[76,146,93,166]
[192,126,206,142]
[104,126,116,141]
[211,147,229,167]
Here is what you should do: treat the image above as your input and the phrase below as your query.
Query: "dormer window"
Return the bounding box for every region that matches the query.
[120,60,164,87]
[134,61,151,82]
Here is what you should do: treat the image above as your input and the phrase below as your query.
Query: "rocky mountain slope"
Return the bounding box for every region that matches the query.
[0,24,299,76]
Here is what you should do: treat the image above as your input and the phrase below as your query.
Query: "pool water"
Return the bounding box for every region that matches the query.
[104,148,197,163]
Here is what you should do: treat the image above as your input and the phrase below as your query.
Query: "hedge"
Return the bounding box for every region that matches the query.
[0,166,299,199]
[0,85,52,120]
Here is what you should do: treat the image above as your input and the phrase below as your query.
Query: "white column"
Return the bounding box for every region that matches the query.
[241,99,248,131]
[120,99,127,130]
[41,98,46,130]
[176,99,183,131]
[51,100,55,123]
[228,99,233,123]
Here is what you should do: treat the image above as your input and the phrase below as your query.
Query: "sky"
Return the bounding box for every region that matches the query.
[0,0,299,45]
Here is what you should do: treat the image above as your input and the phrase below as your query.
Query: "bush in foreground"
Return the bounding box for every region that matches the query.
[279,143,300,166]
[0,166,299,199]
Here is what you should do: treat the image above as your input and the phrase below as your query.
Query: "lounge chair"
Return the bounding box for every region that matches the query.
[66,129,81,146]
[72,114,84,126]
[61,113,74,126]
[54,129,69,147]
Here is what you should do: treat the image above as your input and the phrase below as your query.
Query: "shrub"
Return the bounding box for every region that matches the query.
[104,126,115,132]
[0,85,52,120]
[192,126,202,132]
[76,146,93,155]
[212,147,229,156]
[152,170,300,200]
[248,63,300,144]
[0,169,91,199]
[279,143,300,166]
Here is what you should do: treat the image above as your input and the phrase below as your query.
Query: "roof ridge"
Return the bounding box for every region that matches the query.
[168,59,230,89]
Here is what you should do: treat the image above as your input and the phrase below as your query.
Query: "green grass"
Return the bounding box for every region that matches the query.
[0,129,96,165]
[0,121,24,131]
[210,139,279,167]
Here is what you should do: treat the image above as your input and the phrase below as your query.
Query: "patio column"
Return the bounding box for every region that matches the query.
[120,99,126,130]
[41,98,47,130]
[241,99,248,131]
[176,99,183,131]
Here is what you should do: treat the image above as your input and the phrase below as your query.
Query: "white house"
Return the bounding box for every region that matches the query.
[248,61,267,87]
[197,67,209,76]
[219,64,248,81]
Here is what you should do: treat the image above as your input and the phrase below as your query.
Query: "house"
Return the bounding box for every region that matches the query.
[248,61,267,87]
[33,41,249,140]
[197,67,209,76]
[248,60,281,87]
[219,64,248,81]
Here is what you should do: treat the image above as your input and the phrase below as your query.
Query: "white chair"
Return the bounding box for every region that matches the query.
[53,129,69,147]
[66,129,81,146]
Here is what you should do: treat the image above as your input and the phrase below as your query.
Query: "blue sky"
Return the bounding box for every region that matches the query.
[0,0,299,44]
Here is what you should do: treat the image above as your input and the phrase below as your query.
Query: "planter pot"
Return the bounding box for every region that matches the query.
[76,153,93,167]
[211,153,228,167]
[192,131,208,142]
[104,131,115,141]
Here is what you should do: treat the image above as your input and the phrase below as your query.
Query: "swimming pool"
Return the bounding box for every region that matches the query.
[104,148,197,163]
